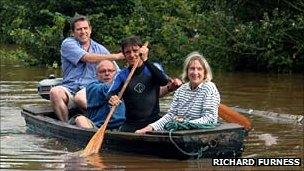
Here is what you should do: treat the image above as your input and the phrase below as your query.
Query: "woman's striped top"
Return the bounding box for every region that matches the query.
[150,81,220,131]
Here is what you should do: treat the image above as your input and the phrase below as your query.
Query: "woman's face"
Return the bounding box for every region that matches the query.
[187,59,205,89]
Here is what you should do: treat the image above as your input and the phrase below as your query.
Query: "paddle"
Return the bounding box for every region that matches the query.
[82,42,148,156]
[218,104,252,131]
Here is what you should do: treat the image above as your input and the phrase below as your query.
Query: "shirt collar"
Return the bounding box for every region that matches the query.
[185,81,206,91]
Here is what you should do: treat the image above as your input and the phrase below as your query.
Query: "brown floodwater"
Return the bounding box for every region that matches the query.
[0,61,303,170]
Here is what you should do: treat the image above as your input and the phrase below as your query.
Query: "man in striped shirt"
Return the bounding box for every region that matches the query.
[135,51,220,133]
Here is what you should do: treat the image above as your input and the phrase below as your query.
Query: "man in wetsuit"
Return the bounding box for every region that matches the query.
[108,36,178,132]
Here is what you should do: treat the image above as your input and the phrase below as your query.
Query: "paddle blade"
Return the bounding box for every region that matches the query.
[82,125,107,157]
[219,104,252,130]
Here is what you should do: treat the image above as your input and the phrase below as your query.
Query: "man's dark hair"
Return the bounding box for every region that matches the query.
[121,36,143,53]
[70,14,91,31]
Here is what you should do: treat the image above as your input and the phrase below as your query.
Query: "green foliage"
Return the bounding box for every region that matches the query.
[232,8,304,72]
[9,11,66,66]
[0,48,30,64]
[1,0,303,73]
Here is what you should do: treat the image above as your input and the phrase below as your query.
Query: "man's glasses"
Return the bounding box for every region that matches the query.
[98,69,116,74]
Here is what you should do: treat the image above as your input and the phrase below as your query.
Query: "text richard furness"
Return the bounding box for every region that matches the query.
[212,158,301,166]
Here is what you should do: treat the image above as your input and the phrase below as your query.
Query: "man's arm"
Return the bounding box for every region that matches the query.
[106,70,126,105]
[138,42,168,85]
[144,60,169,86]
[61,38,124,65]
[81,52,124,62]
[159,78,182,97]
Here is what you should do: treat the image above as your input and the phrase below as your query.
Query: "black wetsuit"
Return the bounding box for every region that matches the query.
[108,60,169,132]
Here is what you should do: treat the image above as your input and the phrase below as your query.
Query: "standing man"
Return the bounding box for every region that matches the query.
[50,14,124,122]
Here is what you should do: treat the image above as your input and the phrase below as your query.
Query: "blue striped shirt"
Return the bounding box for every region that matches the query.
[150,81,220,131]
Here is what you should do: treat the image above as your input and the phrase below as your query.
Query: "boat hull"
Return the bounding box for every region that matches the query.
[21,104,246,159]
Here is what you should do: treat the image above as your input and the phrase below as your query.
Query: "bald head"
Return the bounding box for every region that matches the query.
[96,60,117,83]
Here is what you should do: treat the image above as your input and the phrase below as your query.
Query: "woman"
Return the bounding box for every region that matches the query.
[135,51,220,134]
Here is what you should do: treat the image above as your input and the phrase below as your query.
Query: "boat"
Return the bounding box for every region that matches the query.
[23,75,248,159]
[21,104,247,159]
[37,75,62,100]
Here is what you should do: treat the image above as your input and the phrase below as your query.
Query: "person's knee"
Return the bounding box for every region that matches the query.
[74,89,86,108]
[50,87,67,102]
[75,115,85,124]
[75,115,92,128]
[50,87,60,97]
[74,95,82,105]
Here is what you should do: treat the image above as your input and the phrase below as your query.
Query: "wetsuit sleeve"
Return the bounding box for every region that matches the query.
[144,60,169,86]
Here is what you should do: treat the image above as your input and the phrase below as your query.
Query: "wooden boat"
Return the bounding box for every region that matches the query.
[21,104,247,159]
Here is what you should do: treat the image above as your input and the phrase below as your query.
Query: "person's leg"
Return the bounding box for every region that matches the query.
[75,115,94,129]
[49,86,73,122]
[74,88,87,111]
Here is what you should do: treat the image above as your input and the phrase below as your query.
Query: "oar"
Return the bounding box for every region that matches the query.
[82,42,148,157]
[218,104,252,131]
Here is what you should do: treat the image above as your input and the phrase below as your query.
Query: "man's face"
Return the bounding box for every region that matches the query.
[96,61,116,83]
[72,20,92,44]
[123,45,140,66]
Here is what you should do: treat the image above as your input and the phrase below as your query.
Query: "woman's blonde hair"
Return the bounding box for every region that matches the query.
[181,51,213,83]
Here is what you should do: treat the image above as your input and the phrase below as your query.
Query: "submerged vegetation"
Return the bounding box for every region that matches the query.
[1,0,303,73]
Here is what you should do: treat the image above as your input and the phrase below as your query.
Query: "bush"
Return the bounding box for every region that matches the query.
[9,11,66,66]
[1,0,303,73]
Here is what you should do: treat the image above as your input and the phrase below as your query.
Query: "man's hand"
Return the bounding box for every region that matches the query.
[135,125,153,134]
[167,78,182,92]
[108,95,122,106]
[139,42,149,62]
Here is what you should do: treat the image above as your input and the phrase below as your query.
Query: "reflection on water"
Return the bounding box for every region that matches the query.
[49,152,212,170]
[257,134,278,147]
[0,62,303,170]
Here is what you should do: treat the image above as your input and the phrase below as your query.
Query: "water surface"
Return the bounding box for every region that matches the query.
[0,62,303,170]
